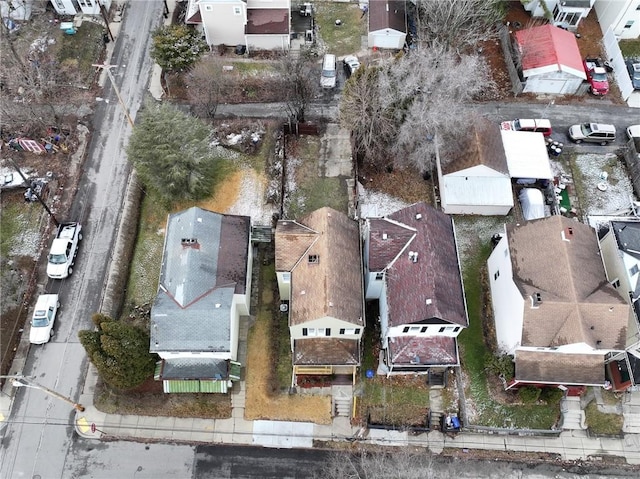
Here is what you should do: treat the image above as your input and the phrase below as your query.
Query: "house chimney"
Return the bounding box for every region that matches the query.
[561,227,574,242]
[181,238,200,249]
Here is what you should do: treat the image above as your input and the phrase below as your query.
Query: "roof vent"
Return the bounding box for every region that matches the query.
[382,233,388,240]
[426,298,432,306]
[181,238,199,248]
[408,251,418,263]
[215,303,221,308]
[415,213,422,220]
[561,227,574,242]
[531,292,542,308]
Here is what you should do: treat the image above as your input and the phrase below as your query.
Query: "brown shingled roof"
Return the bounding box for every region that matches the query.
[389,335,458,366]
[369,0,407,33]
[443,119,509,175]
[294,338,359,365]
[246,9,289,35]
[515,349,605,385]
[507,215,628,351]
[276,208,364,327]
[376,203,467,328]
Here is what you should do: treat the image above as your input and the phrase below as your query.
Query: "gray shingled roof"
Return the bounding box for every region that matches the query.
[150,207,250,353]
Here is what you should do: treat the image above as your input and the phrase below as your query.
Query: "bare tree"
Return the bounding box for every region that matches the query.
[185,57,231,121]
[274,49,318,123]
[339,65,397,170]
[391,47,493,172]
[415,0,506,51]
[340,47,493,173]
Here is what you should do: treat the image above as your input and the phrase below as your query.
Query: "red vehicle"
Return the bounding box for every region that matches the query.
[583,58,609,96]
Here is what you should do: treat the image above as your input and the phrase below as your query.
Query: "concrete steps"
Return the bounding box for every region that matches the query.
[561,396,586,430]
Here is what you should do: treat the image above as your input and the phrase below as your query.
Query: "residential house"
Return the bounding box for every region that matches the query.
[487,215,629,394]
[186,0,291,52]
[275,208,364,398]
[150,207,252,393]
[362,203,468,378]
[523,0,595,31]
[50,0,112,16]
[596,218,640,390]
[368,0,407,50]
[595,0,640,39]
[438,120,514,216]
[515,24,587,95]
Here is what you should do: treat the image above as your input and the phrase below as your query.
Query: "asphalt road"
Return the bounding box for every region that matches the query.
[0,2,163,478]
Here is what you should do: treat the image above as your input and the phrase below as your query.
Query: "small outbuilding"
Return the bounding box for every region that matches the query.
[515,24,587,95]
[368,0,407,50]
[438,121,514,216]
[501,130,554,182]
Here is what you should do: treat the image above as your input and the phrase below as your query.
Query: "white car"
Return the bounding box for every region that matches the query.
[627,125,640,141]
[29,294,59,344]
[343,55,361,78]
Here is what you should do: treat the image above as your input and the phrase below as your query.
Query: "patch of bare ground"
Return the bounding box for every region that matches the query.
[359,166,435,206]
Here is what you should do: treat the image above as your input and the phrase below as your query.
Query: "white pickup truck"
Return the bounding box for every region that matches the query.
[46,222,82,279]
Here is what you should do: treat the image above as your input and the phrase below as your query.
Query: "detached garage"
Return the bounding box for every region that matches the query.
[438,121,514,216]
[515,24,586,95]
[368,0,407,50]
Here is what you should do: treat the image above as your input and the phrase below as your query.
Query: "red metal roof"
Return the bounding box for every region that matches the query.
[515,24,583,75]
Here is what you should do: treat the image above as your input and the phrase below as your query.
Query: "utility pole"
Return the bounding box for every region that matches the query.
[1,375,85,412]
[9,159,59,227]
[92,63,135,128]
[99,2,114,41]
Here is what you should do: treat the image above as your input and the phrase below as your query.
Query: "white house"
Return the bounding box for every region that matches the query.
[438,121,514,216]
[150,207,251,393]
[187,0,290,52]
[49,0,112,16]
[595,0,640,40]
[515,24,587,95]
[362,202,468,378]
[275,208,364,400]
[368,0,407,50]
[523,0,595,31]
[596,218,640,390]
[487,215,629,393]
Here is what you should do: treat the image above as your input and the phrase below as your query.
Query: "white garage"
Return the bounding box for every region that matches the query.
[368,0,407,50]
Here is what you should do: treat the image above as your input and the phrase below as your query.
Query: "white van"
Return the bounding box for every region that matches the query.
[320,54,337,89]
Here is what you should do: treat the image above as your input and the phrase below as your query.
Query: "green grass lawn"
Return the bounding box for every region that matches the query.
[620,38,640,58]
[585,400,623,435]
[314,1,366,56]
[58,22,105,86]
[286,135,348,218]
[361,376,430,427]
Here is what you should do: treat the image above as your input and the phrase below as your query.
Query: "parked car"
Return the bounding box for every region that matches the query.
[626,60,640,90]
[568,123,616,145]
[500,119,552,137]
[628,125,640,141]
[343,55,360,78]
[320,54,337,89]
[29,294,59,344]
[583,58,609,96]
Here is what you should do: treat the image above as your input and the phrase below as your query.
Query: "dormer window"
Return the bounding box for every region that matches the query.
[308,254,319,264]
[531,292,542,308]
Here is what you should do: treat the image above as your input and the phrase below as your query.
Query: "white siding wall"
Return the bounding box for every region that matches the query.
[379,285,390,348]
[595,0,640,39]
[248,0,290,8]
[487,233,525,353]
[159,350,231,360]
[246,34,290,52]
[290,317,363,341]
[387,324,462,338]
[368,29,405,49]
[523,72,584,94]
[201,1,247,46]
[365,271,384,299]
[599,231,633,302]
[276,271,291,300]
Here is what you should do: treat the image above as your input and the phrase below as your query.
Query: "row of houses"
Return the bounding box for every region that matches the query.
[149,199,640,413]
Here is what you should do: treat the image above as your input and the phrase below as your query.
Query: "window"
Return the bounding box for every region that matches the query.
[403,326,410,333]
[504,248,508,257]
[625,20,635,29]
[420,326,428,333]
[233,6,242,15]
[439,327,445,333]
[204,4,212,10]
[355,328,360,335]
[453,327,460,333]
[282,272,291,282]
[375,272,384,280]
[630,264,639,276]
[325,328,331,336]
[611,279,620,288]
[302,328,308,336]
[494,270,499,280]
[308,254,319,264]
